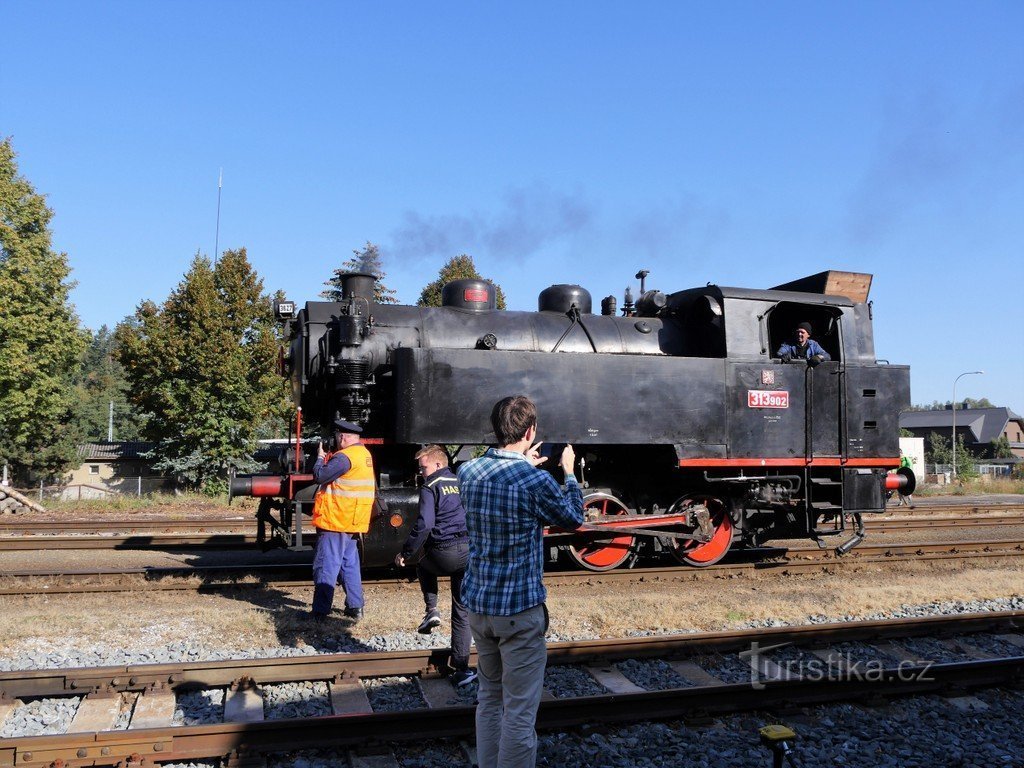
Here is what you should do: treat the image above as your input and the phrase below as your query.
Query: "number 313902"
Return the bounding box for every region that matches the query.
[747,390,789,408]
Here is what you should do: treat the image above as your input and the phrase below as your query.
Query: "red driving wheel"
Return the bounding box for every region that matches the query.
[564,493,638,572]
[669,494,734,567]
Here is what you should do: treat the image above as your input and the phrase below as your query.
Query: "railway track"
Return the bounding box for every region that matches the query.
[0,507,1022,551]
[1,536,1022,596]
[0,611,1021,767]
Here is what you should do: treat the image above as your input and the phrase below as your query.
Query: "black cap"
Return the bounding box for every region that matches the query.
[796,322,812,335]
[332,419,363,434]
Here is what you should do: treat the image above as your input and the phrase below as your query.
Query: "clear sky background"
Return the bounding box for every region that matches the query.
[3,2,1022,412]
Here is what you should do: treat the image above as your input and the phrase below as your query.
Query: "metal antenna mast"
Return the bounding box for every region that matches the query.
[214,168,223,263]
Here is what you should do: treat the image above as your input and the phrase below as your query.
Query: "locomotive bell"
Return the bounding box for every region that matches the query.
[538,284,592,314]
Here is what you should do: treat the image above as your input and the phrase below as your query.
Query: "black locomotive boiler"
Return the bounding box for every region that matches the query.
[231,269,913,571]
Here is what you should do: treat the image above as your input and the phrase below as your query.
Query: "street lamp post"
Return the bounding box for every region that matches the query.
[951,370,984,479]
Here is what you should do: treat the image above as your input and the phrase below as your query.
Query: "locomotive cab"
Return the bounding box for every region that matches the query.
[766,302,843,364]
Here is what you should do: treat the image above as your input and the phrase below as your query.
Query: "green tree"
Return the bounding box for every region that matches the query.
[71,325,147,442]
[926,431,977,476]
[0,138,86,483]
[907,398,996,412]
[991,435,1015,459]
[417,254,507,309]
[115,248,285,492]
[321,241,398,304]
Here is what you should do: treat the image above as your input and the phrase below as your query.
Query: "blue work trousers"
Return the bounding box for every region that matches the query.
[312,529,364,616]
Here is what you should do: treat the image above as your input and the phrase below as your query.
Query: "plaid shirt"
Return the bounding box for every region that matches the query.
[458,448,584,616]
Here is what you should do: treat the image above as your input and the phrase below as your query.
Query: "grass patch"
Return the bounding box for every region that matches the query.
[918,477,1024,497]
[45,492,257,515]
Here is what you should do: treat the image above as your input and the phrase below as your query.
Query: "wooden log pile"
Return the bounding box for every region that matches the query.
[0,485,46,514]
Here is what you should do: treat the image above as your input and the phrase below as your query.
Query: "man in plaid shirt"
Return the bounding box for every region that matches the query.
[458,395,584,768]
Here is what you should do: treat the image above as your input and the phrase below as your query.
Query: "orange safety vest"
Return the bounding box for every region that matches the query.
[312,443,375,533]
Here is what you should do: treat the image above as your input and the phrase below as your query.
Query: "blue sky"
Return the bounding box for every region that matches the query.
[3,2,1022,412]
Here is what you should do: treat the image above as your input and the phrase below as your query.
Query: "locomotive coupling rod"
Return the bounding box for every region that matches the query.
[550,525,710,542]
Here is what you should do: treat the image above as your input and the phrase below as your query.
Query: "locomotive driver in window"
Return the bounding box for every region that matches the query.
[310,418,375,621]
[777,321,831,367]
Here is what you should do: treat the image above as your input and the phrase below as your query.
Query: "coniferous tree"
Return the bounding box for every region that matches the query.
[115,248,285,492]
[417,254,507,309]
[71,326,147,442]
[321,241,398,303]
[0,138,86,483]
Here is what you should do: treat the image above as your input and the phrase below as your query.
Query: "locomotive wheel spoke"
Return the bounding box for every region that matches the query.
[564,493,638,572]
[669,494,734,567]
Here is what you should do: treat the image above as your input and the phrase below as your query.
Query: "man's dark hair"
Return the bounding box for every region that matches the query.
[491,395,537,446]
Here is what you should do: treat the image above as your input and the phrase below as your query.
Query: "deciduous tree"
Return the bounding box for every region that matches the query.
[926,431,977,476]
[417,254,507,309]
[0,138,86,483]
[321,241,398,304]
[991,436,1015,460]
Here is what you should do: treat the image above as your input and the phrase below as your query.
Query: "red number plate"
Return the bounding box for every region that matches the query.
[464,288,489,302]
[748,390,789,409]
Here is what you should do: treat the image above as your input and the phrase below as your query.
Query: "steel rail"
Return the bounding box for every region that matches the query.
[0,504,1020,544]
[1,512,1017,536]
[0,612,1021,768]
[870,514,1024,530]
[1,537,1022,595]
[0,610,1019,697]
[0,519,252,535]
[6,657,1021,768]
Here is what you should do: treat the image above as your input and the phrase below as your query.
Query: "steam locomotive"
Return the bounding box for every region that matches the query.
[231,269,914,571]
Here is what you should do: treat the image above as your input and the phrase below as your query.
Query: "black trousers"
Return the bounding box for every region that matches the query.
[417,537,471,670]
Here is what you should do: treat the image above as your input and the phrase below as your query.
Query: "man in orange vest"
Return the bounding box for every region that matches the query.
[311,418,375,620]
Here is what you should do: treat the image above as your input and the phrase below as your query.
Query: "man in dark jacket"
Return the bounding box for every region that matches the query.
[395,444,475,687]
[776,322,831,366]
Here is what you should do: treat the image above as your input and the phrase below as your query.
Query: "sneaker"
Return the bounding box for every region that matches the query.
[343,606,363,621]
[451,667,477,688]
[417,609,441,634]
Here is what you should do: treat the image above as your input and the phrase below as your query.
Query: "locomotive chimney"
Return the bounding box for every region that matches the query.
[340,272,377,303]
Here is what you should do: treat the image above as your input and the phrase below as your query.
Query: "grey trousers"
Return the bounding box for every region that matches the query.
[469,604,547,768]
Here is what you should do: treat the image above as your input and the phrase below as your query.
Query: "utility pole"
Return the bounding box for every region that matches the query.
[108,401,114,442]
